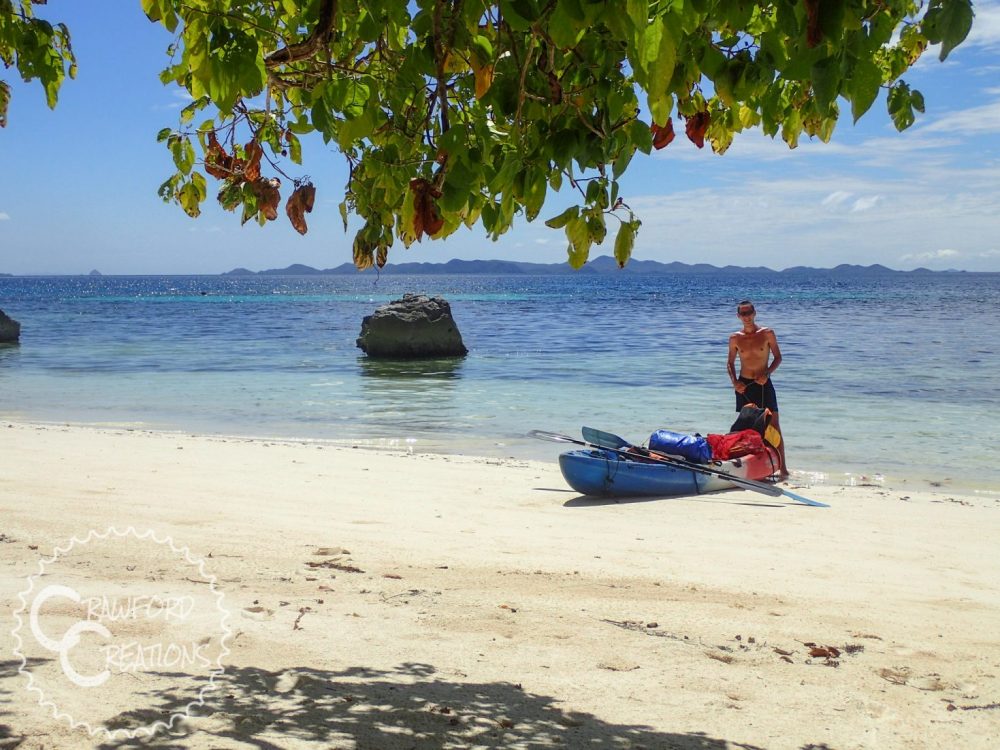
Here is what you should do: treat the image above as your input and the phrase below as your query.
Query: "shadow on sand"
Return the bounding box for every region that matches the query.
[74,662,795,750]
[562,492,785,509]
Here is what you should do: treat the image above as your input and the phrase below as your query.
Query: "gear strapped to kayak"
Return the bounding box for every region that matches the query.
[731,403,782,448]
[530,428,829,507]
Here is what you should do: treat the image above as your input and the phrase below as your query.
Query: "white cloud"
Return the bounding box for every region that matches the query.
[821,191,853,208]
[850,195,882,212]
[966,1,1000,51]
[0,212,9,221]
[920,99,1000,135]
[980,249,1000,257]
[899,248,961,262]
[624,160,1000,270]
[152,87,195,111]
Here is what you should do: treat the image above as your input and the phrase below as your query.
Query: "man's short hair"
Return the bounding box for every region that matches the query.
[737,299,754,311]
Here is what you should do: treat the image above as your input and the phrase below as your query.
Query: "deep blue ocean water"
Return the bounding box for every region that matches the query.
[2,272,998,492]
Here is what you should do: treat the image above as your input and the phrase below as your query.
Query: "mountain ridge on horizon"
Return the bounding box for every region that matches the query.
[221,255,962,277]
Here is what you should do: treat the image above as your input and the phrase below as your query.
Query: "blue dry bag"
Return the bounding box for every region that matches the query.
[648,430,713,463]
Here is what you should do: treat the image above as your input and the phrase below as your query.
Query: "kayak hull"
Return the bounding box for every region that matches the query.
[558,448,779,498]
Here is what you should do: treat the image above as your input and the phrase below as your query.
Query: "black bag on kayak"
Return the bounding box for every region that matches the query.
[730,403,781,448]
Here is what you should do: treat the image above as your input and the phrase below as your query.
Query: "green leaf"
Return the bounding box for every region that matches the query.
[190,171,207,200]
[179,95,208,125]
[924,0,974,61]
[887,81,916,131]
[140,0,161,23]
[613,220,636,268]
[171,137,195,175]
[565,215,593,269]
[0,81,9,128]
[286,131,302,164]
[625,0,648,34]
[636,16,676,91]
[545,205,579,229]
[810,56,840,113]
[549,1,585,48]
[178,179,202,218]
[849,57,882,123]
[218,181,243,212]
[781,108,802,148]
[523,169,547,222]
[337,107,375,150]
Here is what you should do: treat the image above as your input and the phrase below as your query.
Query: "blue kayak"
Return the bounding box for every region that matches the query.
[558,448,778,498]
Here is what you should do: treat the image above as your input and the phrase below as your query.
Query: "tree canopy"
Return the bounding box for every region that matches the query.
[1,0,976,268]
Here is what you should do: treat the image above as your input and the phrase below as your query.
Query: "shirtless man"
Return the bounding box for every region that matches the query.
[727,300,789,479]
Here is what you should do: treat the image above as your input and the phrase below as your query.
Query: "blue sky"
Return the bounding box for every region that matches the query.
[1,2,999,274]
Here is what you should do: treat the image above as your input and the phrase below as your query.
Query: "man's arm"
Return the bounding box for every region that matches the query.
[759,329,782,383]
[727,334,745,393]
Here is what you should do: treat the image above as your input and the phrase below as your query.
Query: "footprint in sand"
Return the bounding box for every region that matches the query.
[314,547,350,556]
[242,605,275,621]
[878,667,948,691]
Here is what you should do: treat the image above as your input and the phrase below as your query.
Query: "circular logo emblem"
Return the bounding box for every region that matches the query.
[11,527,230,740]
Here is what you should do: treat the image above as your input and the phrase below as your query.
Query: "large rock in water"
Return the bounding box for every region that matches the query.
[0,309,20,343]
[357,294,468,359]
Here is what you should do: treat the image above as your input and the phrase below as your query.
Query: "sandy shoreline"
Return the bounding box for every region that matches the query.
[1,420,998,749]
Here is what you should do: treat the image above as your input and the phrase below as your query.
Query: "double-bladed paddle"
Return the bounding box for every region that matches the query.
[580,426,828,508]
[528,429,828,507]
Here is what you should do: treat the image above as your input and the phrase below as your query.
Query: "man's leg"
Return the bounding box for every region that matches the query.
[772,411,789,480]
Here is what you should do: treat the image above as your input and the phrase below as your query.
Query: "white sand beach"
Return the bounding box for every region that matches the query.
[1,420,998,749]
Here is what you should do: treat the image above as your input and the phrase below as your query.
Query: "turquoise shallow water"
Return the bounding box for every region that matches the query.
[2,272,999,492]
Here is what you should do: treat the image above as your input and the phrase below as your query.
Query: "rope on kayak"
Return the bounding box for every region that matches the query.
[601,449,620,494]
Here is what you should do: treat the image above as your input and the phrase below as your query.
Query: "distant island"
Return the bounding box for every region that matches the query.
[222,255,960,277]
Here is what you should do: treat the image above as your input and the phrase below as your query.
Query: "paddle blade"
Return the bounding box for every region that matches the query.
[779,488,829,508]
[582,426,630,450]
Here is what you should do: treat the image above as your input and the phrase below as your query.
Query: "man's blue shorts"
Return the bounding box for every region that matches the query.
[736,377,778,413]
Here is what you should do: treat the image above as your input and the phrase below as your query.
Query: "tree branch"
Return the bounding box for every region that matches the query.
[265,0,338,68]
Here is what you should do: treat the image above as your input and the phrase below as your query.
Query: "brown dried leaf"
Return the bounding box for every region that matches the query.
[353,237,375,271]
[205,132,235,180]
[305,560,363,573]
[285,183,315,235]
[244,139,263,182]
[409,178,444,239]
[299,183,316,212]
[685,112,710,149]
[251,177,281,221]
[650,118,675,150]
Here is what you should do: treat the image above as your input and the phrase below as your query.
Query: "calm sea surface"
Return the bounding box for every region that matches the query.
[2,272,998,492]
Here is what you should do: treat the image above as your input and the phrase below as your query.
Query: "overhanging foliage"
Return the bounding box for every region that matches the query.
[0,0,976,268]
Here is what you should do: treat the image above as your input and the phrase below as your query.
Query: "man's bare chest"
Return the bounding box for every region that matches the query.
[735,331,769,354]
